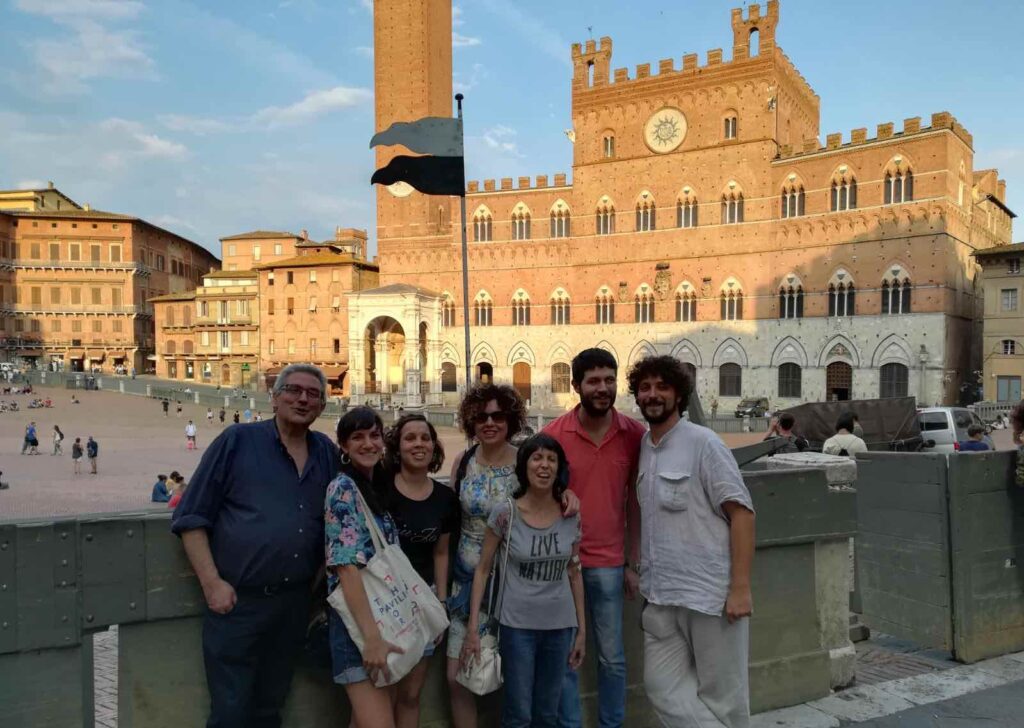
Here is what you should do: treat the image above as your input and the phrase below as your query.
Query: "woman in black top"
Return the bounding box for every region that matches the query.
[384,414,459,728]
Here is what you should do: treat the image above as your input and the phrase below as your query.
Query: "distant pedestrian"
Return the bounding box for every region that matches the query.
[162,399,170,417]
[151,474,172,503]
[186,420,198,450]
[52,425,65,456]
[206,407,214,425]
[822,413,867,458]
[233,410,240,424]
[218,407,226,423]
[22,422,39,455]
[958,424,991,452]
[253,412,262,422]
[176,401,183,418]
[168,480,187,509]
[243,408,252,423]
[711,398,719,418]
[87,436,99,474]
[72,438,84,475]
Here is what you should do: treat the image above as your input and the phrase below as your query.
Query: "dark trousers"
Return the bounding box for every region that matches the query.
[202,588,310,728]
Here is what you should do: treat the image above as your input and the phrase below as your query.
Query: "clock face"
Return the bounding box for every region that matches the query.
[386,181,414,198]
[644,108,687,153]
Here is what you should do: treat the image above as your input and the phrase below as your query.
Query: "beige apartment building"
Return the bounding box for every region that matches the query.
[0,185,218,373]
[975,243,1024,403]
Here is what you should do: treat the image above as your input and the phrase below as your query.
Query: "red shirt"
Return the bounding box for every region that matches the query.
[543,406,646,567]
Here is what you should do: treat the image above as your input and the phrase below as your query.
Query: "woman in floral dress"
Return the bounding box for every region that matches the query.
[325,406,401,728]
[445,383,578,728]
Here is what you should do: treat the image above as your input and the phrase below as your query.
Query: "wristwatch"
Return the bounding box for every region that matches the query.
[627,561,641,575]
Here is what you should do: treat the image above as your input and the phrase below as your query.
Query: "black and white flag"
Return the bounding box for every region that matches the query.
[370,116,465,197]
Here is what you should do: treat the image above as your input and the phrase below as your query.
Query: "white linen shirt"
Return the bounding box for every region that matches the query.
[637,418,754,616]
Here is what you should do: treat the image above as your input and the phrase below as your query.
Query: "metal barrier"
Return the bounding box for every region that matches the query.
[0,467,854,727]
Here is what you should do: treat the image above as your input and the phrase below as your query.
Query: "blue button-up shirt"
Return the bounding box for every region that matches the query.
[171,419,339,589]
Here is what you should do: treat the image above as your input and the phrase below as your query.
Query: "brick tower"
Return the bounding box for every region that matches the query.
[374,0,454,249]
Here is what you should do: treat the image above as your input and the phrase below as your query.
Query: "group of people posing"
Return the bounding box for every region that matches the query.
[171,349,756,728]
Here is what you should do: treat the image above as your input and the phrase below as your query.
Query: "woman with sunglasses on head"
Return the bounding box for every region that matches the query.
[382,414,459,728]
[445,383,580,728]
[462,434,585,728]
[325,406,402,728]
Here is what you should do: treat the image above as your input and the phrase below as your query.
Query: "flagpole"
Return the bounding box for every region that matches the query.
[456,93,472,393]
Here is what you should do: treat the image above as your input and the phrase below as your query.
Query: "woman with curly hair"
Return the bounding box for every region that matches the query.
[445,383,579,728]
[1009,400,1024,486]
[382,414,459,728]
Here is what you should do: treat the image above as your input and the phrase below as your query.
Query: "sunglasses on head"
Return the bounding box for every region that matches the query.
[472,411,509,425]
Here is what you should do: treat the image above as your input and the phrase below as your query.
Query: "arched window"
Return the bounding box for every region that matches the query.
[166,340,176,355]
[720,282,743,321]
[603,133,615,159]
[166,307,175,327]
[183,340,194,355]
[724,114,738,140]
[635,193,656,232]
[831,167,858,211]
[828,283,856,317]
[473,208,493,242]
[441,362,458,392]
[183,306,191,326]
[780,183,805,218]
[677,189,698,228]
[958,162,967,207]
[511,209,531,241]
[881,267,912,315]
[719,363,742,397]
[511,291,531,326]
[1002,339,1017,355]
[884,161,914,204]
[676,285,697,322]
[635,286,655,323]
[879,363,909,399]
[595,288,615,324]
[473,293,493,326]
[551,362,571,393]
[721,190,744,224]
[550,202,571,238]
[550,288,571,325]
[778,277,804,319]
[749,28,760,57]
[596,199,615,235]
[778,363,802,398]
[441,295,456,327]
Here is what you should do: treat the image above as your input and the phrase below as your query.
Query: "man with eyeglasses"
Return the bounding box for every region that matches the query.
[172,363,339,728]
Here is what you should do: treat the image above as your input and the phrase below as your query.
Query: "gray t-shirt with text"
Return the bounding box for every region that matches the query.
[487,499,580,631]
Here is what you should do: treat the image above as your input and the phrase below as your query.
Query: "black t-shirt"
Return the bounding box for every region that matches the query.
[385,476,459,585]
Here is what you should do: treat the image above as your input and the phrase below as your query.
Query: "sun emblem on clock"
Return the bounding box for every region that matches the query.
[643,107,687,153]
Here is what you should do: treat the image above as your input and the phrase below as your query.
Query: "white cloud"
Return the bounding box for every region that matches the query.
[454,63,487,94]
[481,125,522,157]
[14,0,145,20]
[452,5,481,48]
[157,114,234,135]
[353,46,374,59]
[358,0,372,11]
[97,118,188,166]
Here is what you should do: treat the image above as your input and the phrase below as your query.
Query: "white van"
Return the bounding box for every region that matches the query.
[917,407,993,453]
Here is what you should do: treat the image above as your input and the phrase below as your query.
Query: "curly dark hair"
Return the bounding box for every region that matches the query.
[513,434,569,502]
[626,355,693,414]
[384,414,445,474]
[1010,400,1024,435]
[457,382,527,440]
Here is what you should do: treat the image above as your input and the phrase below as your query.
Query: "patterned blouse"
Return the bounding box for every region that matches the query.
[324,470,399,593]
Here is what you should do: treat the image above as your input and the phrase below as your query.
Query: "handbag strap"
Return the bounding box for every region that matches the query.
[353,484,388,555]
[491,496,515,638]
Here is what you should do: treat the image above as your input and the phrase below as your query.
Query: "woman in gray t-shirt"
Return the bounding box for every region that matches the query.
[462,434,586,728]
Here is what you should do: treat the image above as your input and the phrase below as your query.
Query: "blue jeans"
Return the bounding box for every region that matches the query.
[557,566,626,728]
[500,625,576,728]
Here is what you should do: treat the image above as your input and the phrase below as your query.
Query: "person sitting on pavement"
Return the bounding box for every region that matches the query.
[958,424,991,452]
[822,412,868,458]
[168,480,188,509]
[152,474,172,503]
[764,412,809,454]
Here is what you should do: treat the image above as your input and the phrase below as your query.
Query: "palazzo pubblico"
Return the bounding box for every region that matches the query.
[145,0,1013,411]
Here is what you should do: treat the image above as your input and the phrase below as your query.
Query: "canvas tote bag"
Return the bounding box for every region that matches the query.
[328,488,449,686]
[456,496,515,695]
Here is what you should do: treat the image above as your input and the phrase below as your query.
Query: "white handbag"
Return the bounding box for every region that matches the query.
[327,487,450,687]
[456,497,515,695]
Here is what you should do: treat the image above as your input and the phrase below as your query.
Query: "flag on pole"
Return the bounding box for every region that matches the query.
[370,116,465,197]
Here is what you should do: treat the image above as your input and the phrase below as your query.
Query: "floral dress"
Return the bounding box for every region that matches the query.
[446,454,520,659]
[324,471,399,593]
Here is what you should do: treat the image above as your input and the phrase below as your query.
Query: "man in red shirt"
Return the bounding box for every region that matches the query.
[544,348,646,728]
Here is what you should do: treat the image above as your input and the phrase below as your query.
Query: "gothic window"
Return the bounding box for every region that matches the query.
[441,296,456,327]
[780,184,805,218]
[778,285,804,319]
[636,193,656,232]
[721,192,744,224]
[595,289,615,324]
[511,210,531,241]
[831,169,858,211]
[473,209,493,242]
[603,134,616,159]
[828,282,856,317]
[635,289,655,323]
[778,363,802,399]
[676,289,697,322]
[596,200,615,235]
[720,287,744,321]
[723,115,738,140]
[884,167,914,204]
[549,289,571,325]
[551,362,571,393]
[719,363,742,397]
[881,268,912,315]
[677,196,698,228]
[473,293,493,326]
[511,292,531,326]
[879,363,909,399]
[549,206,571,238]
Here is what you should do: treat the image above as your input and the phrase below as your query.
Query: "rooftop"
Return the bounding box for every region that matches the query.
[148,290,197,303]
[220,230,301,241]
[202,269,257,279]
[353,283,441,297]
[254,251,376,270]
[972,243,1024,258]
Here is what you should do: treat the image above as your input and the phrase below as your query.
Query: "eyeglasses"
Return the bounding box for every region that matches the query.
[472,411,509,425]
[278,384,323,401]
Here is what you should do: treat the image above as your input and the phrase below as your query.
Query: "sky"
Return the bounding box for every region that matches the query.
[0,0,1021,259]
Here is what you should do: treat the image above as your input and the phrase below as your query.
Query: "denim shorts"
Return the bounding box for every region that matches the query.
[328,608,436,685]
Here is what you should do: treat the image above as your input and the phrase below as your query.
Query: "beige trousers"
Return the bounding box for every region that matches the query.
[642,602,750,728]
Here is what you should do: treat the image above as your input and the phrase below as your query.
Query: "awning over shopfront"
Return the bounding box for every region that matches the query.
[18,349,43,357]
[146,355,158,361]
[67,349,85,359]
[109,352,128,360]
[321,365,348,379]
[86,350,104,361]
